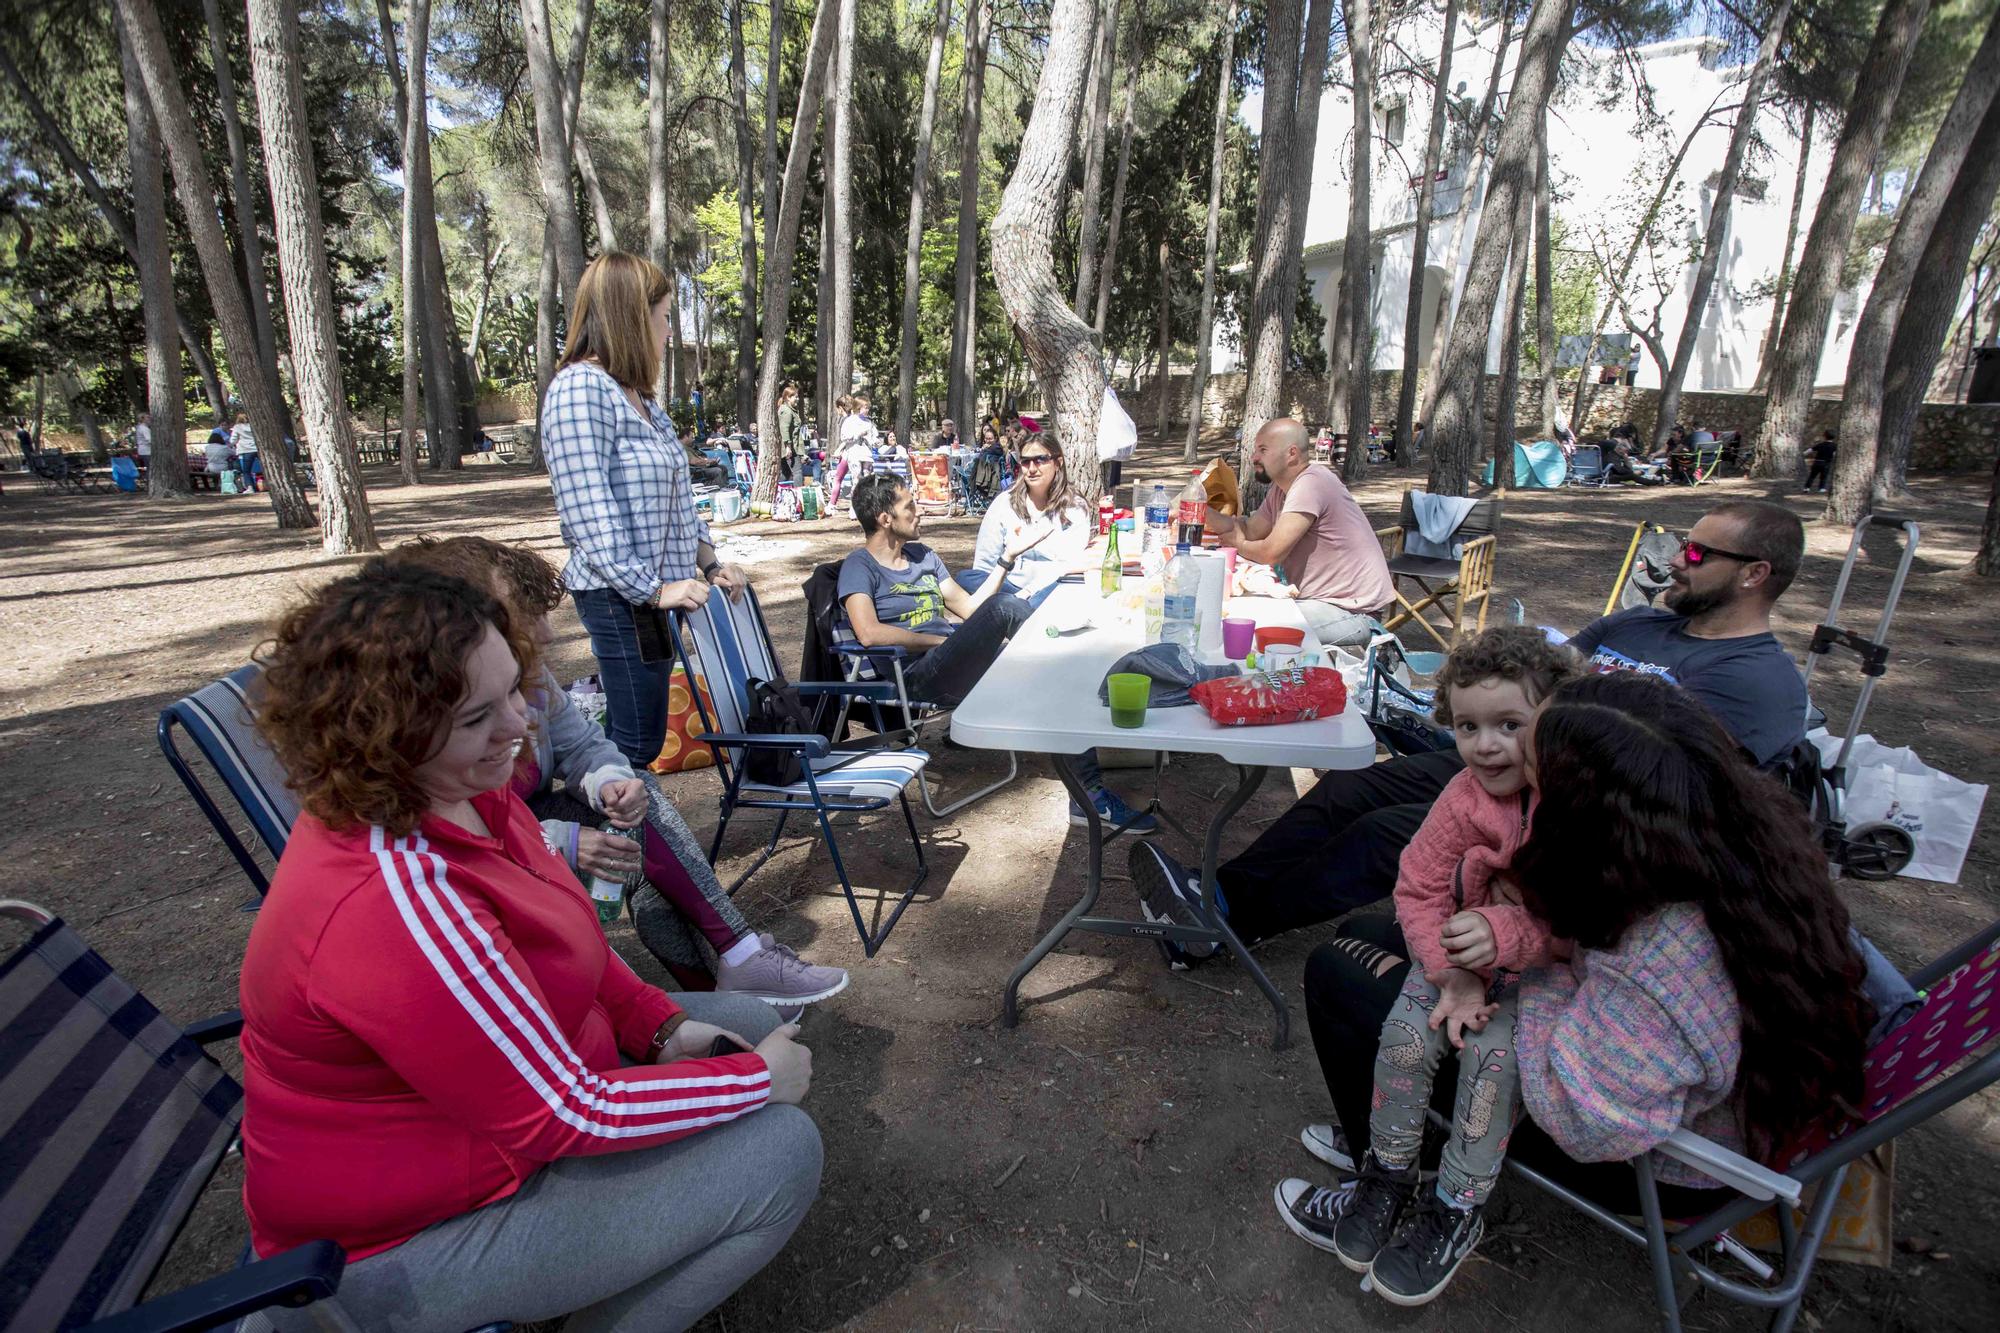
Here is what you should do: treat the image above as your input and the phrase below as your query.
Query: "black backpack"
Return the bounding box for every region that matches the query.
[741,676,818,786]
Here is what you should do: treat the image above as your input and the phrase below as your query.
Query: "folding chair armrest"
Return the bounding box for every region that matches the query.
[1656,1130,1803,1206]
[696,731,833,758]
[795,680,902,701]
[1461,533,1497,552]
[182,1010,244,1048]
[832,640,910,660]
[80,1240,346,1333]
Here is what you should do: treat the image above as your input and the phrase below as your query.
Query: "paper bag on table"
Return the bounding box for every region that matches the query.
[1200,458,1241,517]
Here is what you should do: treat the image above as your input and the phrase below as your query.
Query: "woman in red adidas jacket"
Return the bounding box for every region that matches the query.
[240,562,820,1332]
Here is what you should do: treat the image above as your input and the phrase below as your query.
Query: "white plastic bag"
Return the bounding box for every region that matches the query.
[1097,387,1137,463]
[1810,730,1989,884]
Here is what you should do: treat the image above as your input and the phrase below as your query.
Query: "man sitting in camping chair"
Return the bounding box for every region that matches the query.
[837,473,1040,708]
[1203,417,1395,649]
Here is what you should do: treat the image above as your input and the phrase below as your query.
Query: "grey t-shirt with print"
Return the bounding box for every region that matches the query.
[837,543,958,638]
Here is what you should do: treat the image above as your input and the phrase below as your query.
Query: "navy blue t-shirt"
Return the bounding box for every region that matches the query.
[1567,607,1806,766]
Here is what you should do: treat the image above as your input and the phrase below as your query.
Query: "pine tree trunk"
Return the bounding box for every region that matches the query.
[816,204,832,422]
[402,0,465,470]
[1240,0,1306,468]
[536,220,559,406]
[1754,0,1931,481]
[1155,234,1174,437]
[1653,0,1790,455]
[1326,265,1354,441]
[1534,134,1557,437]
[1751,104,1813,394]
[949,1,991,430]
[113,0,313,530]
[753,0,841,504]
[1183,0,1237,463]
[826,0,857,419]
[1862,84,2000,505]
[898,0,953,447]
[1425,0,1577,498]
[1978,437,2000,576]
[992,0,1107,502]
[1395,0,1459,460]
[728,1,760,426]
[521,0,590,306]
[1492,177,1533,483]
[560,0,617,250]
[1422,3,1512,423]
[1093,20,1145,335]
[1073,0,1122,316]
[373,0,421,485]
[111,15,190,499]
[649,0,674,401]
[246,0,378,555]
[199,0,289,439]
[1340,0,1374,482]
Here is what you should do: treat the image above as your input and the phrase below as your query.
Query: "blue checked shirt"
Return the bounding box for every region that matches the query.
[543,362,712,606]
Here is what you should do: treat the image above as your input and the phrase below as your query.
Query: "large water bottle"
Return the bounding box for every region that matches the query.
[1162,545,1200,651]
[586,825,642,926]
[1145,481,1171,555]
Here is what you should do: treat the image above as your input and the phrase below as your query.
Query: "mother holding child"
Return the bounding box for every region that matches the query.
[1274,626,1880,1307]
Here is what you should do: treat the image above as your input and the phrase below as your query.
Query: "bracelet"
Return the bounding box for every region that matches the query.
[997,557,1016,572]
[701,560,723,581]
[647,1012,688,1059]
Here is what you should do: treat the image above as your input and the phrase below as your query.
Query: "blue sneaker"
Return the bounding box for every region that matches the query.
[1069,787,1159,834]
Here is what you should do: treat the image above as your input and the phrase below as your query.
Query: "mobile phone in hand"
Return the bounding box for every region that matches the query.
[707,1035,751,1059]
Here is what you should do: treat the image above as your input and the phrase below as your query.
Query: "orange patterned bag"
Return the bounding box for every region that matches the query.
[650,667,717,773]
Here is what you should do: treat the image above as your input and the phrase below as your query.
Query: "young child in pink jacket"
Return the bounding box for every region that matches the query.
[1324,627,1577,1304]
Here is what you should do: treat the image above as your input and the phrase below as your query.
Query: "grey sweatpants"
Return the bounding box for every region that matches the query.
[250,993,819,1333]
[1370,971,1521,1207]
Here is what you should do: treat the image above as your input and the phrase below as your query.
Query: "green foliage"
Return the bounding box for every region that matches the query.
[1523,216,1601,373]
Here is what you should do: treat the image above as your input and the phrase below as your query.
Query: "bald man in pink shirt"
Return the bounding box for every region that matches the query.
[1205,418,1394,647]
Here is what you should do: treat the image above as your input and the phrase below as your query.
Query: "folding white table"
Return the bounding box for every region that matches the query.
[950,581,1378,1048]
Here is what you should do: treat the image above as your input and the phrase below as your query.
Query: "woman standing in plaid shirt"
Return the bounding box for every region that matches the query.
[544,253,748,766]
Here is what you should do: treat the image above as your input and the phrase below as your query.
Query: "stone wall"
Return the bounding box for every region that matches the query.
[1121,369,1998,474]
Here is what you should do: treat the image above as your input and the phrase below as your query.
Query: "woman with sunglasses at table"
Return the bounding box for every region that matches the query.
[962,430,1158,834]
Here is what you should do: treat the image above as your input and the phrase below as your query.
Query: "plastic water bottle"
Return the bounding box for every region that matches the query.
[586,825,641,926]
[1145,481,1171,555]
[1143,552,1166,642]
[1163,545,1200,651]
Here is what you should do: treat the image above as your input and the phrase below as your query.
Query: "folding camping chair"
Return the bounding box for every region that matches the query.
[1605,521,1678,615]
[1482,918,2000,1333]
[1374,489,1500,651]
[0,900,512,1333]
[1566,444,1611,488]
[671,585,933,957]
[156,665,298,901]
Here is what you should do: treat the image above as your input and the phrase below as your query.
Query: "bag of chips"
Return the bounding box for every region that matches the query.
[1190,667,1348,727]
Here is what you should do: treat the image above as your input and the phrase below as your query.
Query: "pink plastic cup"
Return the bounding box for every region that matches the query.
[1222,616,1256,660]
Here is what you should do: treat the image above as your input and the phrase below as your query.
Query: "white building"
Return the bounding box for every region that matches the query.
[1221,8,1863,394]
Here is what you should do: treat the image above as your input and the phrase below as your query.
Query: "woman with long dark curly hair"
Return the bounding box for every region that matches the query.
[1296,671,1873,1271]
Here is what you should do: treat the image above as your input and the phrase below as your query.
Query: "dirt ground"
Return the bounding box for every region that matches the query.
[3,437,1996,1332]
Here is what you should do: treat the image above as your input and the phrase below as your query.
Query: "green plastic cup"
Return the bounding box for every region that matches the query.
[1107,672,1151,729]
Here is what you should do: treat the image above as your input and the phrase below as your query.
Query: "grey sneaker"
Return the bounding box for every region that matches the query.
[1127,842,1218,963]
[715,934,850,1006]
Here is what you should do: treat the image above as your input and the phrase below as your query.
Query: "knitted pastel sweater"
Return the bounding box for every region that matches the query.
[1516,902,1746,1187]
[1393,769,1554,978]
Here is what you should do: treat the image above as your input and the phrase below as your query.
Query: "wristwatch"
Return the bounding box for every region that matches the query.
[647,1012,688,1059]
[701,560,724,581]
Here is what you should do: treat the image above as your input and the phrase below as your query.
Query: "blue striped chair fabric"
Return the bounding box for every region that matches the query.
[158,666,297,895]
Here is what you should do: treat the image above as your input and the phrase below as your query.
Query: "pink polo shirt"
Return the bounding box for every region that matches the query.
[1255,463,1395,612]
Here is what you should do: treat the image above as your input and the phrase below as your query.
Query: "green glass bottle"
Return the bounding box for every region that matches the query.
[1099,522,1122,597]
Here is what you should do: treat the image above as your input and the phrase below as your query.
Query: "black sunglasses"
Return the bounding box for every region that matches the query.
[1680,537,1761,566]
[1017,453,1056,467]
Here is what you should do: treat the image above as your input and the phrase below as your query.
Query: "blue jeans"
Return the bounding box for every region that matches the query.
[571,587,672,767]
[1297,600,1385,650]
[899,590,1034,708]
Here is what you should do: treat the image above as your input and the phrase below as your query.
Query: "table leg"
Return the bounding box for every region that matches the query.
[1002,754,1104,1027]
[1198,765,1291,1050]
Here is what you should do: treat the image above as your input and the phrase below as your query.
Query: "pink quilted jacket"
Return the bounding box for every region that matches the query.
[1393,768,1557,977]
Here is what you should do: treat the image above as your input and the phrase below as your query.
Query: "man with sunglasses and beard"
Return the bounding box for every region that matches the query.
[1130,499,1811,966]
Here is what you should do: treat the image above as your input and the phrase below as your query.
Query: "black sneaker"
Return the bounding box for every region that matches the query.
[1272,1177,1347,1256]
[1126,843,1217,964]
[1369,1191,1485,1306]
[1330,1153,1419,1273]
[1302,1123,1440,1180]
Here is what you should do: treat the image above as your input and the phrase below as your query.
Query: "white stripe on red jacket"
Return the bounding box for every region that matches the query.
[239,787,769,1260]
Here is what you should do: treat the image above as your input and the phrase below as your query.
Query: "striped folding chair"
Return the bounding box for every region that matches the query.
[156,666,297,900]
[0,901,512,1333]
[672,586,933,957]
[824,606,1020,818]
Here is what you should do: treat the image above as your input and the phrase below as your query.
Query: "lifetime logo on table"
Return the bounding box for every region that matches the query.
[1189,666,1350,727]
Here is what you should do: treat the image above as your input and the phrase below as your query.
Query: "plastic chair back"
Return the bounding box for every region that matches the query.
[0,905,244,1330]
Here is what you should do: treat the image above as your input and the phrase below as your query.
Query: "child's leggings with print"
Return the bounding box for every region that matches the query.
[1369,971,1522,1207]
